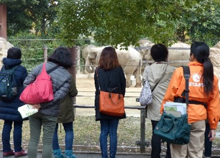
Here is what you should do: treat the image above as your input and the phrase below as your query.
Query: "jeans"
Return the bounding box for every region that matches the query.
[100,119,119,158]
[204,123,212,157]
[28,113,57,158]
[53,122,74,150]
[151,120,171,158]
[2,120,23,152]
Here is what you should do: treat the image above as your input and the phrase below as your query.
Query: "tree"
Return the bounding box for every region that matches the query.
[1,0,59,37]
[57,0,205,47]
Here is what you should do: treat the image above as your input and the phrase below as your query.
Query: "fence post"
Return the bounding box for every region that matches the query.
[43,45,48,62]
[68,46,77,104]
[135,107,149,153]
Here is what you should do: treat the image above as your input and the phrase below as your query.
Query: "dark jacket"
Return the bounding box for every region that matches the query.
[94,66,126,121]
[23,62,71,117]
[0,58,28,121]
[57,76,78,123]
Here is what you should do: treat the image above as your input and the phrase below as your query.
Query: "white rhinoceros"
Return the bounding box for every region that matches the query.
[82,45,142,87]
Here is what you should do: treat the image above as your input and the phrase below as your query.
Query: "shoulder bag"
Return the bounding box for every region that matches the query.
[96,68,125,117]
[154,66,191,145]
[20,63,59,104]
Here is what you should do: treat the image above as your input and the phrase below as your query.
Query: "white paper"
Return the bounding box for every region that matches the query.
[18,104,38,119]
[164,102,187,115]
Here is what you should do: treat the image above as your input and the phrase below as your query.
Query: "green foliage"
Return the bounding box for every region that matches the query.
[6,0,59,37]
[8,34,63,72]
[57,0,203,46]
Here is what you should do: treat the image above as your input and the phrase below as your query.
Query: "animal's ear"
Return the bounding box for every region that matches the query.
[88,48,98,59]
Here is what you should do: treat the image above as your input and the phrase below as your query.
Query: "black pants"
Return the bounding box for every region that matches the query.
[151,120,171,158]
[204,123,212,157]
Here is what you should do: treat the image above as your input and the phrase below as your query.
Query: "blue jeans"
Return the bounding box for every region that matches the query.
[53,122,74,150]
[204,123,212,157]
[2,120,23,152]
[100,119,119,158]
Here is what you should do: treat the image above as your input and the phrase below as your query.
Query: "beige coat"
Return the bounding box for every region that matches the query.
[143,62,175,121]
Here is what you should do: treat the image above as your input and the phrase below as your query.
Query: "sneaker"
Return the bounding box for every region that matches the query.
[3,151,14,157]
[14,150,28,157]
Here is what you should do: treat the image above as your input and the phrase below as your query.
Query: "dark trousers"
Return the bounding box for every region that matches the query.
[151,120,171,158]
[204,123,212,157]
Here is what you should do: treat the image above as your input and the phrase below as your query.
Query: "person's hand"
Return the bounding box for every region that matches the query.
[32,104,41,110]
[208,129,216,141]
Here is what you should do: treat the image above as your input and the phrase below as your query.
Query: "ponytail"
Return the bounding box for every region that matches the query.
[202,58,214,95]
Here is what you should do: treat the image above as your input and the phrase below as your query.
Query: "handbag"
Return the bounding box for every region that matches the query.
[139,64,167,106]
[139,79,152,106]
[20,63,59,104]
[154,66,191,145]
[96,69,125,117]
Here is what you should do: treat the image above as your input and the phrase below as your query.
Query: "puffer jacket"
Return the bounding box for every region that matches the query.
[23,61,71,117]
[161,61,220,130]
[0,58,28,121]
[143,62,175,121]
[57,76,78,123]
[94,66,126,121]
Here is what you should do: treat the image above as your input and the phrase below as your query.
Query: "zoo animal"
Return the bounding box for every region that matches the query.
[82,45,142,87]
[140,41,190,67]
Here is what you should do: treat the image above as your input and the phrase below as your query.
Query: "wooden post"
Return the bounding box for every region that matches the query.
[0,4,7,39]
[69,46,77,104]
[43,45,48,62]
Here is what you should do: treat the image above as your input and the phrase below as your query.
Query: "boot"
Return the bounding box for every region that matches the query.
[53,149,64,158]
[65,150,77,158]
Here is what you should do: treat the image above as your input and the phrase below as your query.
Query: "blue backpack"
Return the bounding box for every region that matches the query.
[0,65,19,101]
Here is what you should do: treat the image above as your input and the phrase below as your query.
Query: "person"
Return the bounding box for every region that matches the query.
[142,44,175,158]
[160,41,220,158]
[204,122,212,158]
[52,75,78,158]
[24,47,73,158]
[94,47,126,158]
[0,47,28,157]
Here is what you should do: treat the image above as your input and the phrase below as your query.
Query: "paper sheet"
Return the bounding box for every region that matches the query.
[18,104,38,119]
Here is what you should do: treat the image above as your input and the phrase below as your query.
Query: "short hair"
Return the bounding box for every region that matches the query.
[7,47,22,59]
[98,47,120,70]
[150,44,168,62]
[48,47,73,69]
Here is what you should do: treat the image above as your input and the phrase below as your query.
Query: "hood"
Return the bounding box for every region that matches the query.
[2,58,22,69]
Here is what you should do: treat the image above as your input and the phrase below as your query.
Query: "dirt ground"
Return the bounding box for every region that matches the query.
[75,73,142,117]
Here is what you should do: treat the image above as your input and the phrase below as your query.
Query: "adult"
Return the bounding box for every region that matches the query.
[161,42,220,158]
[143,44,175,158]
[94,47,126,158]
[53,76,78,158]
[24,47,73,158]
[0,47,28,157]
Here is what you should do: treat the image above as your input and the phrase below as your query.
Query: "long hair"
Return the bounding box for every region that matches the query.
[48,47,73,69]
[98,47,120,70]
[190,42,213,95]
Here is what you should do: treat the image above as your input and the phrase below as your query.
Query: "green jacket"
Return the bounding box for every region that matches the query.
[57,76,78,123]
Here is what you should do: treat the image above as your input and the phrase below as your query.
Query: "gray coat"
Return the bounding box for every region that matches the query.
[143,62,175,121]
[23,61,71,116]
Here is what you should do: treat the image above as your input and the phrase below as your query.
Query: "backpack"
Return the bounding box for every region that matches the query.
[0,65,19,101]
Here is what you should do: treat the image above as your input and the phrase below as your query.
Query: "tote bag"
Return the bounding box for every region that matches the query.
[99,90,125,117]
[20,63,55,104]
[139,80,152,106]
